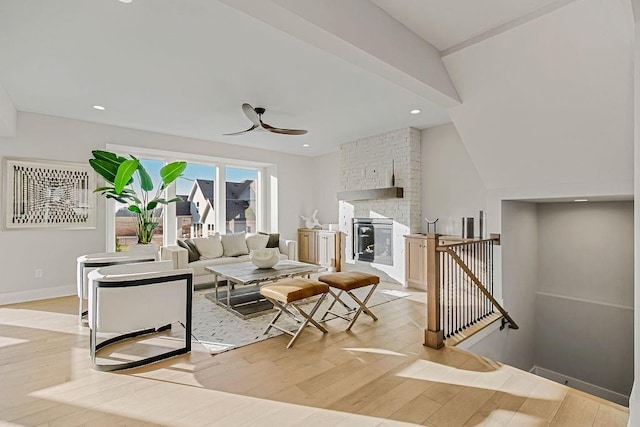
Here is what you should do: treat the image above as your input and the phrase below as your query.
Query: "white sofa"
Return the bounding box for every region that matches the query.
[161,233,297,287]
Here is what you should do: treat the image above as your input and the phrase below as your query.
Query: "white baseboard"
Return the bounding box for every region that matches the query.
[628,385,639,426]
[0,285,75,306]
[531,365,629,406]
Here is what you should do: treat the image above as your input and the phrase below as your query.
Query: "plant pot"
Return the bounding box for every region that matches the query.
[128,242,159,260]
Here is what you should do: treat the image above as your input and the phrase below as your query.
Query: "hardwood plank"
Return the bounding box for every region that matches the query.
[550,393,599,426]
[358,378,434,418]
[593,404,629,427]
[426,385,497,426]
[514,377,567,424]
[0,287,628,426]
[389,393,442,424]
[463,390,526,426]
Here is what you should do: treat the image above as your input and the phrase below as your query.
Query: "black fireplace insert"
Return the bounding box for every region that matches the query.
[353,218,393,266]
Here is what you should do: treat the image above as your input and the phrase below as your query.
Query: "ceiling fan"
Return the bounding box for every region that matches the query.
[223,103,308,136]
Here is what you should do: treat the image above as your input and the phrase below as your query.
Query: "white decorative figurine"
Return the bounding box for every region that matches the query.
[301,209,322,229]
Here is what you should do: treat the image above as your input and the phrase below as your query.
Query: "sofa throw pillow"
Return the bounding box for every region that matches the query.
[178,239,200,263]
[221,232,249,257]
[193,234,224,259]
[259,232,280,248]
[246,233,269,251]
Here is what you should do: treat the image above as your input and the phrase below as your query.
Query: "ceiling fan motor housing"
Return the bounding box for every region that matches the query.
[223,103,308,135]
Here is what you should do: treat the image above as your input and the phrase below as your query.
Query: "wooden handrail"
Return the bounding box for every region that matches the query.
[442,248,519,330]
[438,236,500,249]
[423,233,516,349]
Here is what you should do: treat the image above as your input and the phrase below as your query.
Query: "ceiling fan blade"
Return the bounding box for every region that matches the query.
[266,128,308,135]
[261,120,308,135]
[242,103,260,126]
[223,124,258,136]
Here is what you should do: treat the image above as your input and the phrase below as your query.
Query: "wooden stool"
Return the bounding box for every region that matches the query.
[260,278,330,348]
[319,272,380,330]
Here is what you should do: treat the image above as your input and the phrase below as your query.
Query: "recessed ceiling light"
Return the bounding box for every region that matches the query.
[93,105,106,111]
[574,199,588,202]
[118,0,133,3]
[302,144,310,148]
[410,109,421,115]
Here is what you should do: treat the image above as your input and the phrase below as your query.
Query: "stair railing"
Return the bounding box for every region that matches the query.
[424,234,518,349]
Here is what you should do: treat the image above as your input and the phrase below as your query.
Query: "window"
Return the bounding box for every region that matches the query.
[226,167,258,233]
[175,163,216,238]
[105,145,271,251]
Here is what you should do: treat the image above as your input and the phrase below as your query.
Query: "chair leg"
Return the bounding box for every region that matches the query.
[320,289,358,321]
[345,284,378,331]
[321,284,379,326]
[291,296,328,334]
[263,307,284,334]
[286,294,328,348]
[320,289,341,321]
[263,294,328,348]
[79,298,87,322]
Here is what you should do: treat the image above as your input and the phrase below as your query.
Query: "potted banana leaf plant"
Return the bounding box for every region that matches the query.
[89,150,187,245]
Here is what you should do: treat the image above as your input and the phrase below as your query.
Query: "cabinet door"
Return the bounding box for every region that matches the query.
[298,230,309,263]
[405,237,427,289]
[317,232,334,268]
[298,230,316,264]
[316,232,326,266]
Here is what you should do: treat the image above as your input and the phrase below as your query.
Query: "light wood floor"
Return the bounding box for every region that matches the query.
[0,287,628,426]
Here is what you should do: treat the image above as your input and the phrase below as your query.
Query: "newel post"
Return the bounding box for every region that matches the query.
[424,233,444,349]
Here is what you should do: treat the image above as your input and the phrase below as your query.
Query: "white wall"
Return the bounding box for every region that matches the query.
[631,15,640,425]
[0,113,315,303]
[443,0,634,194]
[537,202,633,305]
[421,123,486,236]
[311,150,340,225]
[534,202,634,398]
[0,83,16,137]
[465,201,538,371]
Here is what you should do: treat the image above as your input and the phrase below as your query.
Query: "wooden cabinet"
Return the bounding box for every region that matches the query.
[298,229,316,264]
[405,235,428,290]
[298,229,341,272]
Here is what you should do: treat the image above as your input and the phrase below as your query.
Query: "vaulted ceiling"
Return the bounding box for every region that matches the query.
[371,0,564,51]
[0,0,634,171]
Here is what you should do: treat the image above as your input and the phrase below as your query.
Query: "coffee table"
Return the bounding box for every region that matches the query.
[205,260,324,318]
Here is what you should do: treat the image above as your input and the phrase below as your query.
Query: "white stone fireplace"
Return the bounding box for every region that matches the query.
[338,128,421,284]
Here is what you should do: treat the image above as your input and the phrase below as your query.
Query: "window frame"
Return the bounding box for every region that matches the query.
[104,144,275,251]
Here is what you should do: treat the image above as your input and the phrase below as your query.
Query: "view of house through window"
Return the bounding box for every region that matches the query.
[113,157,260,249]
[226,167,258,233]
[175,163,217,238]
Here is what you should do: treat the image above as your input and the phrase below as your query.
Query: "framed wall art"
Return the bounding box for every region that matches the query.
[2,158,96,230]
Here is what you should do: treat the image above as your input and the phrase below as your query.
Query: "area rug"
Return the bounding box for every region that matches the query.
[191,285,410,354]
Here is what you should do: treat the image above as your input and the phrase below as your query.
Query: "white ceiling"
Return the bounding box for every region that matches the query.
[0,0,596,157]
[0,0,451,157]
[371,0,563,51]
